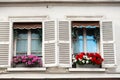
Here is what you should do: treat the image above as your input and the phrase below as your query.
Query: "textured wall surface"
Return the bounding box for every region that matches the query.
[0,2,120,78]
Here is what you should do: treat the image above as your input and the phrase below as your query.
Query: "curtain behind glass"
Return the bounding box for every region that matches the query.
[73,28,83,54]
[16,30,28,55]
[31,29,42,56]
[86,27,97,52]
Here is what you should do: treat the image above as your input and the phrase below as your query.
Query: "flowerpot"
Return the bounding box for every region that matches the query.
[76,64,100,68]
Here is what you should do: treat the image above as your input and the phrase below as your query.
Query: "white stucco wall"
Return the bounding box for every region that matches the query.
[0,2,120,74]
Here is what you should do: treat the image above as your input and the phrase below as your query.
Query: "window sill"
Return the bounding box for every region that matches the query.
[69,68,105,72]
[7,67,46,72]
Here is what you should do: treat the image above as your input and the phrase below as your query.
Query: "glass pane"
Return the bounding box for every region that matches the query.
[31,29,42,39]
[31,39,42,52]
[32,32,39,39]
[31,29,42,56]
[16,39,27,53]
[17,30,28,39]
[87,40,97,52]
[31,53,42,56]
[73,28,83,54]
[86,28,97,52]
[16,53,27,56]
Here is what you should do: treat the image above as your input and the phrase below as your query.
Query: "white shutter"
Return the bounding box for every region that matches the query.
[43,21,57,67]
[58,21,72,67]
[101,21,116,68]
[0,22,9,67]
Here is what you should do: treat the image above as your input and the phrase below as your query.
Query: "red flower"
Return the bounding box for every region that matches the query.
[75,52,104,65]
[79,53,85,59]
[95,53,101,58]
[75,52,85,60]
[87,53,94,58]
[75,55,79,60]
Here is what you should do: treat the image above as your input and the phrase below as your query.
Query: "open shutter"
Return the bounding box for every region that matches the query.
[0,22,9,67]
[101,21,116,68]
[58,21,72,67]
[43,21,57,67]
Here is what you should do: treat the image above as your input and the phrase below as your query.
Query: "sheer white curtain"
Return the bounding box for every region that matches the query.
[31,29,42,56]
[16,30,28,55]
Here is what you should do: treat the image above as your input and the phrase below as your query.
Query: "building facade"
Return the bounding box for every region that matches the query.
[0,0,120,79]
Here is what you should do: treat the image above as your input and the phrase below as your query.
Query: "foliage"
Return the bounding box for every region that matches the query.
[73,52,104,65]
[12,55,42,67]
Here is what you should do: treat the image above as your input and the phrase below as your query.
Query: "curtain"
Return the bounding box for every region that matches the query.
[31,29,42,56]
[16,30,28,55]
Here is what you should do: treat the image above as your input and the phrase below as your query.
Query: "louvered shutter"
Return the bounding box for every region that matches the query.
[101,21,116,68]
[0,22,9,67]
[58,21,72,67]
[43,21,57,67]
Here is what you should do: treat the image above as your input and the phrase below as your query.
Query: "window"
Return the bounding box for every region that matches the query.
[13,23,42,56]
[72,21,100,54]
[72,21,101,68]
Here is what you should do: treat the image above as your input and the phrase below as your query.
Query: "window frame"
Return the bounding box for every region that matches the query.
[9,16,48,68]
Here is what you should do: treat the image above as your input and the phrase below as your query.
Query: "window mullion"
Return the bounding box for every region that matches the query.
[97,40,100,53]
[14,36,17,56]
[83,28,87,53]
[28,30,31,55]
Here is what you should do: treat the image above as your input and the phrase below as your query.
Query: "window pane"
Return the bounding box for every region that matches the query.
[86,27,97,52]
[31,53,42,56]
[73,28,83,54]
[31,32,39,39]
[17,30,28,39]
[31,29,42,39]
[87,40,97,52]
[16,30,28,55]
[16,53,27,56]
[31,39,41,52]
[31,29,42,56]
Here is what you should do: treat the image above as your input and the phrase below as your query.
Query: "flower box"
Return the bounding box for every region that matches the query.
[73,52,104,68]
[76,64,100,68]
[12,55,42,68]
[12,63,25,67]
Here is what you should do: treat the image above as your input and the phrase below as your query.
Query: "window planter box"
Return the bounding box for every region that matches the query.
[76,64,101,68]
[12,63,42,68]
[12,63,25,67]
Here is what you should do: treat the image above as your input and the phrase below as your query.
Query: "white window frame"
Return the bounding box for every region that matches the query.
[9,16,48,70]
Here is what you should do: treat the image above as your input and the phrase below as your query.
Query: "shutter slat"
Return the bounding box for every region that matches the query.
[0,22,9,42]
[58,21,71,67]
[43,21,57,67]
[0,22,9,67]
[101,21,116,68]
[0,44,9,66]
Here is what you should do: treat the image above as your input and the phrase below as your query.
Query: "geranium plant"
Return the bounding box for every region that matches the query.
[12,55,42,67]
[73,52,104,65]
